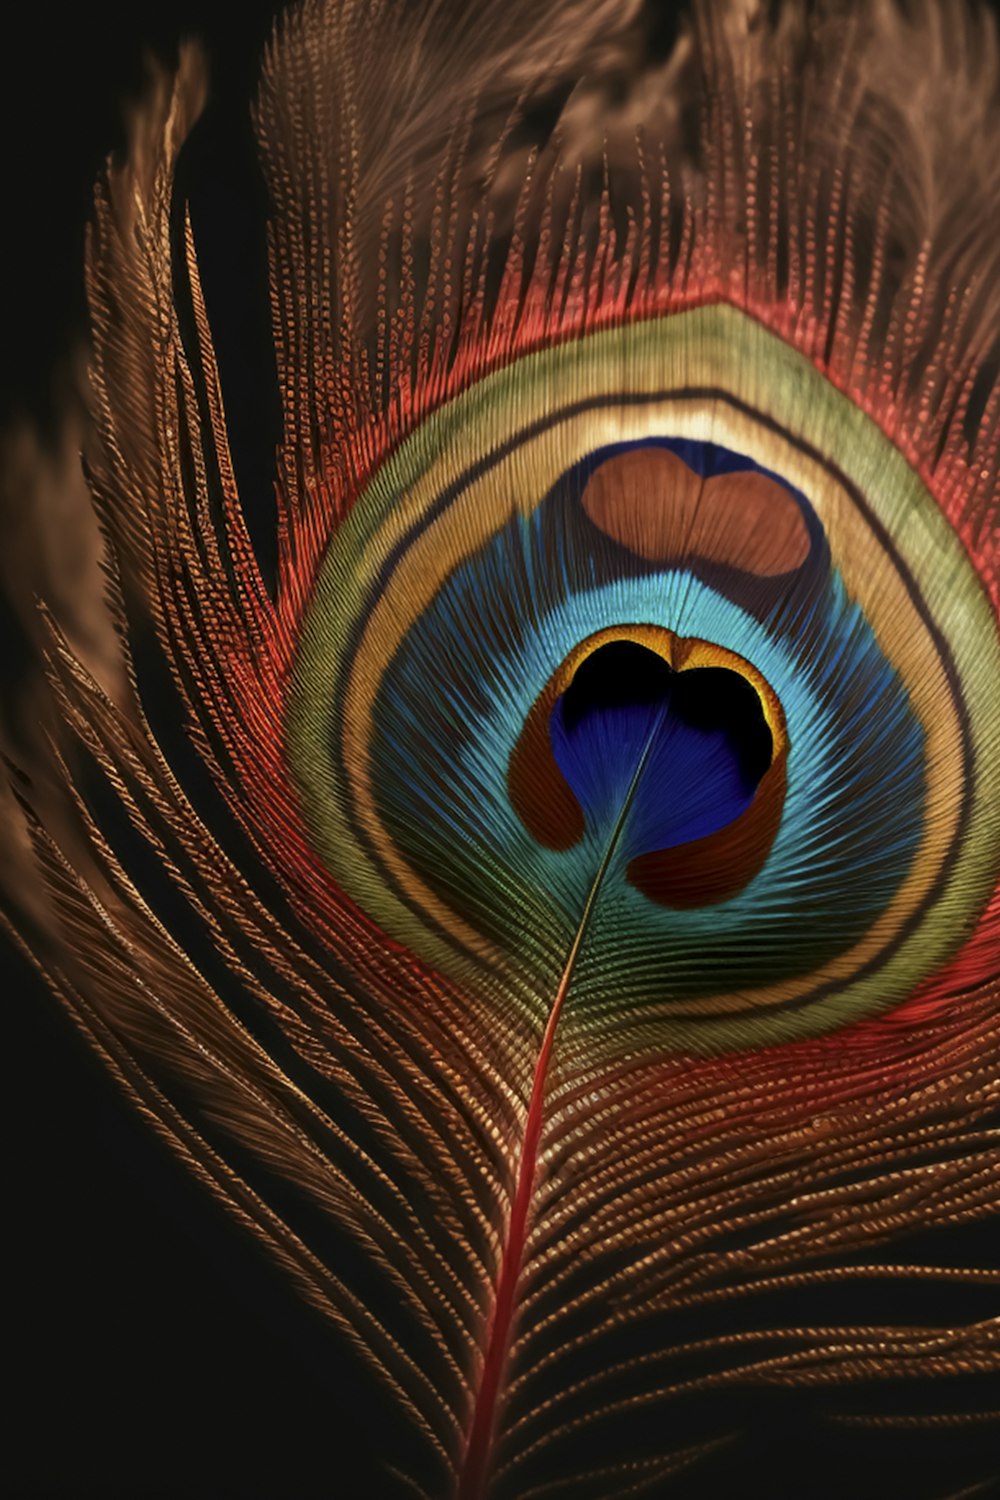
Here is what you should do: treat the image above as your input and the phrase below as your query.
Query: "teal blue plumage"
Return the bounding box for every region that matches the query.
[369,435,925,1034]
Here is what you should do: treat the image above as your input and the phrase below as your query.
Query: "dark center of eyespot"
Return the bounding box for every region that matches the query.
[506,634,786,901]
[558,640,773,791]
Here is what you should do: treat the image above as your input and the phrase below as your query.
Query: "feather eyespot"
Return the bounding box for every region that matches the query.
[288,312,999,1052]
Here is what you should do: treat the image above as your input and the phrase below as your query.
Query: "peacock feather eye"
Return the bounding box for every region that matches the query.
[5,0,1000,1495]
[289,308,1000,1052]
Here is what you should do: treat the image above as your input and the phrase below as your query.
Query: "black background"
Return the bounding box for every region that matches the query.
[2,6,382,1496]
[3,4,999,1498]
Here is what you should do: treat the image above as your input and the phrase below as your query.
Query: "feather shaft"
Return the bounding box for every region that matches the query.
[458,715,666,1499]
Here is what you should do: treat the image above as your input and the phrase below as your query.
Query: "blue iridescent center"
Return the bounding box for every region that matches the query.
[551,642,771,859]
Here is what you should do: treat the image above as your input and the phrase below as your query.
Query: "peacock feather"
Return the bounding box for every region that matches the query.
[3,0,999,1494]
